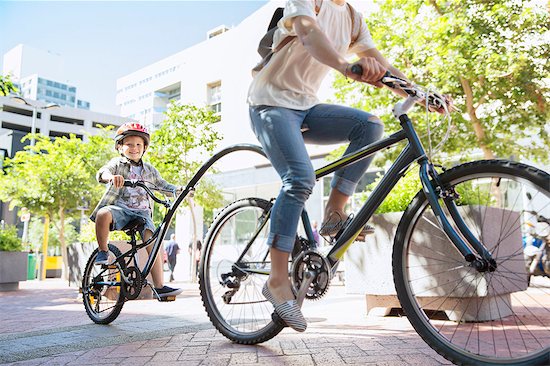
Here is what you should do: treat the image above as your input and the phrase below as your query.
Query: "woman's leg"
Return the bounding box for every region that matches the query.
[249,105,314,303]
[303,104,384,218]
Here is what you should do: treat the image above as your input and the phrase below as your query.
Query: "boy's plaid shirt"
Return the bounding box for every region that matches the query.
[89,157,177,222]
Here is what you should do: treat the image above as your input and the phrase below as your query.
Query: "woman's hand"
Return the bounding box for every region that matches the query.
[345,57,387,87]
[423,94,455,114]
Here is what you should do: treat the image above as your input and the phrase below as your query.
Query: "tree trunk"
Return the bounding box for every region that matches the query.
[187,196,198,283]
[58,207,68,281]
[460,77,496,160]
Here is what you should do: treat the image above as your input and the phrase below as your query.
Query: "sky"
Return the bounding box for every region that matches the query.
[0,1,268,115]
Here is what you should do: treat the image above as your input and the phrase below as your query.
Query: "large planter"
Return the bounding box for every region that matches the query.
[0,251,28,291]
[67,242,96,287]
[345,206,527,321]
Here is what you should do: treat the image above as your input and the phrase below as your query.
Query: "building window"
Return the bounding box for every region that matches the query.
[207,81,222,119]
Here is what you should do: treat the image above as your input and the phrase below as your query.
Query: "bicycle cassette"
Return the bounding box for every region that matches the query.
[290,249,331,300]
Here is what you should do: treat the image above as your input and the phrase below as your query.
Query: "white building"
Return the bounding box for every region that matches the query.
[0,95,128,157]
[3,44,91,110]
[115,1,366,169]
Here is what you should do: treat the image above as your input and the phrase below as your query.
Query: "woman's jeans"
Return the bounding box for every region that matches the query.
[249,103,384,253]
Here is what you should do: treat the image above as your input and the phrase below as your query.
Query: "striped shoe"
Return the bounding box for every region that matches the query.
[262,283,307,332]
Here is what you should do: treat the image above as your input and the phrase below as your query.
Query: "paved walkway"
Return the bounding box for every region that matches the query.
[0,279,453,365]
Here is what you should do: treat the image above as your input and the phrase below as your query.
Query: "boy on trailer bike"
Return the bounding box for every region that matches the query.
[89,122,183,299]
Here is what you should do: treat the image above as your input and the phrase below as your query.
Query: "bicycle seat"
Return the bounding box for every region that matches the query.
[121,218,146,235]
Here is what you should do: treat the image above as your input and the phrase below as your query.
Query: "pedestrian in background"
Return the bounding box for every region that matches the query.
[188,240,202,277]
[165,234,180,282]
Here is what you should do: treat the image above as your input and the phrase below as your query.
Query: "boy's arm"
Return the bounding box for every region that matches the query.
[97,158,125,187]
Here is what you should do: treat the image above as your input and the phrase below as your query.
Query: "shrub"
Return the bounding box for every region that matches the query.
[361,168,422,214]
[0,225,23,252]
[363,166,490,214]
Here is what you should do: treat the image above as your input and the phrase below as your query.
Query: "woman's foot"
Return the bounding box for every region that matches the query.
[263,282,306,332]
[320,210,375,241]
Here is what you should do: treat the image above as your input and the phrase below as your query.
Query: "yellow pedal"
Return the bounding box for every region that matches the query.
[158,296,176,302]
[106,265,117,269]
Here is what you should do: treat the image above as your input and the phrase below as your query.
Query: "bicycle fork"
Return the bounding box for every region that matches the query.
[418,160,497,272]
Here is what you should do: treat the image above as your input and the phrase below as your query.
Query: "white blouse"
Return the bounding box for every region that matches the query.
[248,0,376,110]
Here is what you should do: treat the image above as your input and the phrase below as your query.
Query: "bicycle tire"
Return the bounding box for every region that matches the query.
[394,160,550,365]
[82,244,125,324]
[199,198,285,344]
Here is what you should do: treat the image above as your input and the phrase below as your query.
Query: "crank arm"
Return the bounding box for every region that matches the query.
[296,270,315,307]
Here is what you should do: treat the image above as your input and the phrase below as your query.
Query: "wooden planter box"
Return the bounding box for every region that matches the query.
[0,251,28,291]
[344,206,527,321]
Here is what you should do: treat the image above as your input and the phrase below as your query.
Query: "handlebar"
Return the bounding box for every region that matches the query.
[349,65,446,111]
[123,180,172,208]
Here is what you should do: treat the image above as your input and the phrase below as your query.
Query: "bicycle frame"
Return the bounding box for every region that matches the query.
[313,113,493,270]
[116,144,268,282]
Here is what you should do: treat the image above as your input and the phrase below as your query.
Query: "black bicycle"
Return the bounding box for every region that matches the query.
[81,147,272,324]
[198,73,550,365]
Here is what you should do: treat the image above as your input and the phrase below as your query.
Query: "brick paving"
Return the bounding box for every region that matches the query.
[0,278,454,365]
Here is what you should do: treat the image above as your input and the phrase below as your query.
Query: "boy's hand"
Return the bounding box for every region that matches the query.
[110,175,125,188]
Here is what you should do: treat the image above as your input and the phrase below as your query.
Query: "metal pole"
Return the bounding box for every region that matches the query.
[40,215,50,281]
[30,106,37,146]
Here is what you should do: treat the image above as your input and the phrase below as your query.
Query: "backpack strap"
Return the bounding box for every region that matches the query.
[347,2,361,46]
[314,0,322,14]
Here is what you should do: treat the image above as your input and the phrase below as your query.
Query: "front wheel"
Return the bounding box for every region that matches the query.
[82,244,125,324]
[199,198,284,344]
[394,160,550,365]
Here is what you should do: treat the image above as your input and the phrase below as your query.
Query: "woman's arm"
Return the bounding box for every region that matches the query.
[292,15,386,85]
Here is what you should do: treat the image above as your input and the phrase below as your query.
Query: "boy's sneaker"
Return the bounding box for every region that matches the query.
[95,250,109,265]
[155,286,183,298]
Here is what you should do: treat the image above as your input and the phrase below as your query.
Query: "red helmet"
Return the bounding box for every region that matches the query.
[114,122,150,149]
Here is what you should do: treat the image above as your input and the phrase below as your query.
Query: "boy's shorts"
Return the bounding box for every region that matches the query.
[104,205,156,238]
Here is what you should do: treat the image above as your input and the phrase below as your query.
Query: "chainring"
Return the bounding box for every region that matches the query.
[290,249,331,301]
[122,266,142,300]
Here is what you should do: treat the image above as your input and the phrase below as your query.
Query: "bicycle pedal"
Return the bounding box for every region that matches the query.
[271,312,287,327]
[158,296,176,302]
[102,264,118,269]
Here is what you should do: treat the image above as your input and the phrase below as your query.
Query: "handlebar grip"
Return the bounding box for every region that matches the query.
[350,64,363,75]
[349,65,394,88]
[123,180,135,187]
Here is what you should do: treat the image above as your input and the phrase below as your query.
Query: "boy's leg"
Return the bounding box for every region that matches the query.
[95,208,113,252]
[142,229,165,289]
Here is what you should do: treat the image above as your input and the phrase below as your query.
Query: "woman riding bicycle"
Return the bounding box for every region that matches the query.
[248,0,451,332]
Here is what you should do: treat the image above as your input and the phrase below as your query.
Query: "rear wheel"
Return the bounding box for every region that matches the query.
[82,244,125,324]
[394,160,550,365]
[199,198,285,344]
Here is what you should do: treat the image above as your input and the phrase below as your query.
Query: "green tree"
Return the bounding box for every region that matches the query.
[0,132,114,279]
[333,0,549,165]
[0,74,18,96]
[148,101,223,280]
